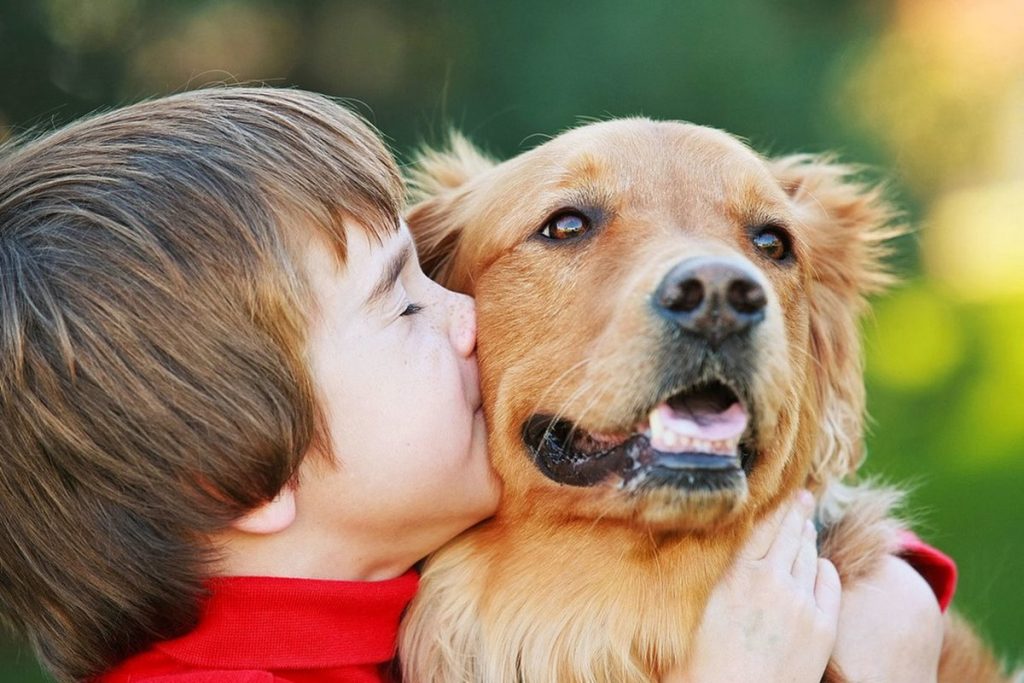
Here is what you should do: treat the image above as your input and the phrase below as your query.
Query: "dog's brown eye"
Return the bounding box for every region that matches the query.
[540,211,590,240]
[752,227,791,261]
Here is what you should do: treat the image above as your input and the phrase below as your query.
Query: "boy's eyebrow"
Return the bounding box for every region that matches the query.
[364,240,413,310]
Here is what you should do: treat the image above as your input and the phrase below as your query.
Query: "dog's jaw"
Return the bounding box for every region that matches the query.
[516,356,769,530]
[519,414,754,529]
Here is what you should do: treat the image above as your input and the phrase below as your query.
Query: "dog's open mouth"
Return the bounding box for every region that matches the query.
[523,380,754,490]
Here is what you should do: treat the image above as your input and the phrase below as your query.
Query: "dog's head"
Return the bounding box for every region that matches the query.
[408,119,896,532]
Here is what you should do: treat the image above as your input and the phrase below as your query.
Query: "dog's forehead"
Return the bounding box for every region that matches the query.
[520,119,784,209]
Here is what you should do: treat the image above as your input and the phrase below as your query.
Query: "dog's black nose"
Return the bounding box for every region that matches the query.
[654,258,767,347]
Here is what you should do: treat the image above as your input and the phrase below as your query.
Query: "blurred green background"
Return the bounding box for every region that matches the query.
[1,0,1021,679]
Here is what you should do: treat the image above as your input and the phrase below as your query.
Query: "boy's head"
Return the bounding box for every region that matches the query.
[0,87,412,680]
[246,218,497,579]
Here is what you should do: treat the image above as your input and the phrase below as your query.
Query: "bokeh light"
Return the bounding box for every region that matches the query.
[128,2,301,92]
[925,181,1024,302]
[867,282,965,390]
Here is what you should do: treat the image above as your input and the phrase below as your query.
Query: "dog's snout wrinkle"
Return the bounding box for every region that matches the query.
[654,258,767,348]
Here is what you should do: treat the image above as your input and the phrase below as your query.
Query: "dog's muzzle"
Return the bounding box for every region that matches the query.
[520,257,767,494]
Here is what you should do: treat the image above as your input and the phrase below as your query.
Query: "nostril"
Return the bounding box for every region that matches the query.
[653,258,768,343]
[660,278,705,313]
[727,279,767,315]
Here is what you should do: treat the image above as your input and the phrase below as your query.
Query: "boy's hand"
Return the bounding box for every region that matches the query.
[831,554,944,682]
[664,491,841,683]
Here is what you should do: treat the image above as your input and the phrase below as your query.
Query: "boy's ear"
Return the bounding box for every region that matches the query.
[769,155,902,486]
[231,487,297,535]
[406,132,496,289]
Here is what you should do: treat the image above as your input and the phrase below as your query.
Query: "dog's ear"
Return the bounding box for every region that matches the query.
[406,132,496,288]
[770,155,902,486]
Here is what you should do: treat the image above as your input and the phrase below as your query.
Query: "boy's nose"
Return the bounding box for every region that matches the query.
[448,291,477,358]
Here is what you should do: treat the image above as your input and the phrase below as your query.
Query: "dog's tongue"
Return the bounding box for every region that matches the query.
[649,401,749,442]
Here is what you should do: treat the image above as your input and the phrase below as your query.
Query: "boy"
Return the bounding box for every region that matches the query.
[0,86,500,682]
[0,88,945,683]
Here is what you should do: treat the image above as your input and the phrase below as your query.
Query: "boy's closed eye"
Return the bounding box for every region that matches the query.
[365,239,414,312]
[400,302,424,317]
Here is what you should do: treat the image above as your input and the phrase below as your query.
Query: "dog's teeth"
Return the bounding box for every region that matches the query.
[648,406,741,455]
[649,408,664,438]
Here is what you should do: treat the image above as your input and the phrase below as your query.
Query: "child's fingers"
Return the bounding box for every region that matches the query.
[764,494,813,565]
[813,557,842,622]
[791,519,819,588]
[740,491,812,561]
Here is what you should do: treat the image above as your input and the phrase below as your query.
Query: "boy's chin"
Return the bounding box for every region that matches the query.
[450,471,502,536]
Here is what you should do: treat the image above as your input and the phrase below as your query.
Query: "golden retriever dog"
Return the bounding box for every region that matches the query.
[398,119,1013,683]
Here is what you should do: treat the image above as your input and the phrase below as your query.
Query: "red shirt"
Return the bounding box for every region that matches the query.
[897,531,957,612]
[99,537,956,682]
[100,572,418,683]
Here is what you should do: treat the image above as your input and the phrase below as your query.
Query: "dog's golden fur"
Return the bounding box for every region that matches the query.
[399,119,1014,683]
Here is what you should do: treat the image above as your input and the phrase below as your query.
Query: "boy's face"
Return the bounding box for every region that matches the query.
[296,222,500,575]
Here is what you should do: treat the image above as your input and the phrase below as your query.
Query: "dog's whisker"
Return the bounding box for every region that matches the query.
[561,387,607,451]
[546,377,601,449]
[524,357,591,415]
[528,357,593,419]
[529,358,598,447]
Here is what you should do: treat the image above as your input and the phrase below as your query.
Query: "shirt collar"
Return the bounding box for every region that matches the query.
[156,571,419,670]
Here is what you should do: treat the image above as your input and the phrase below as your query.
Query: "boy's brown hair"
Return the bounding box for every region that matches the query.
[0,87,402,681]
